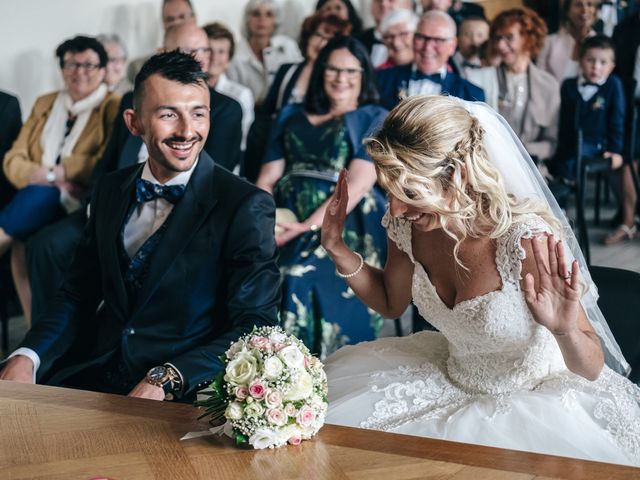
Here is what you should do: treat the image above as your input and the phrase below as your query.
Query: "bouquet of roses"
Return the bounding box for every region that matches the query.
[195,326,328,449]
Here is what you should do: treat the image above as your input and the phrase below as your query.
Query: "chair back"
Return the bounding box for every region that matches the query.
[589,265,640,383]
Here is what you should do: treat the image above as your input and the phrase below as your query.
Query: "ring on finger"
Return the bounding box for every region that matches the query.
[560,272,571,280]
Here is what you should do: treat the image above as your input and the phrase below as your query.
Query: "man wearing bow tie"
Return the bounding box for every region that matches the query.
[0,52,281,401]
[375,10,485,110]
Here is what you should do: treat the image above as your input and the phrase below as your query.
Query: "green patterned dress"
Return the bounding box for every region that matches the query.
[268,108,388,358]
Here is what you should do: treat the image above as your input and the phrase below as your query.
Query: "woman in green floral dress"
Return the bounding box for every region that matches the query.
[257,36,388,357]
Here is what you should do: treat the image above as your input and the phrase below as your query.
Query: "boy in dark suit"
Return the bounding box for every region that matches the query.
[553,35,625,183]
[552,35,635,244]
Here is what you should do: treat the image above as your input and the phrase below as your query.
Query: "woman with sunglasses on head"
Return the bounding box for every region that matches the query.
[256,36,388,358]
[1,35,120,325]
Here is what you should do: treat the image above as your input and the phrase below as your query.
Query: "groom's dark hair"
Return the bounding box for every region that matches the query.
[132,51,208,110]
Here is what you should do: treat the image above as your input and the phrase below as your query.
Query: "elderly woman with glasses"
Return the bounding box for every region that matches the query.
[227,0,302,106]
[1,35,120,324]
[256,36,388,358]
[377,9,419,69]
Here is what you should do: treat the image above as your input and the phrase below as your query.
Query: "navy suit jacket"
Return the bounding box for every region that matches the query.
[20,151,281,399]
[556,75,626,160]
[375,64,485,110]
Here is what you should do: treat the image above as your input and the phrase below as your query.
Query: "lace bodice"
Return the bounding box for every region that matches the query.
[382,211,567,394]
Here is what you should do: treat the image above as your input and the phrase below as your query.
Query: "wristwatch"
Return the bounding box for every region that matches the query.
[146,364,182,400]
[46,167,56,183]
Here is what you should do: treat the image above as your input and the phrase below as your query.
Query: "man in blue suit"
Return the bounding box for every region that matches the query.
[376,10,484,110]
[0,52,280,402]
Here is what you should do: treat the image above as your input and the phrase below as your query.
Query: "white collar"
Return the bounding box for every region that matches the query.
[216,73,229,90]
[578,74,605,87]
[141,155,199,186]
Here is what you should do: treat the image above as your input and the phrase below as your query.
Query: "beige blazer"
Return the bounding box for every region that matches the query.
[519,63,561,162]
[3,90,120,189]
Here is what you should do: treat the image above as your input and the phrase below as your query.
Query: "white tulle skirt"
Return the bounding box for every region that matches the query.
[326,331,640,466]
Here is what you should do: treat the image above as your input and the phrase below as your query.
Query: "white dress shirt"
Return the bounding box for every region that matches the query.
[407,64,446,97]
[5,157,199,382]
[577,75,604,102]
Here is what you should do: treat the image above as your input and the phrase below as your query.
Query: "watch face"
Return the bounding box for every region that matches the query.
[148,366,167,382]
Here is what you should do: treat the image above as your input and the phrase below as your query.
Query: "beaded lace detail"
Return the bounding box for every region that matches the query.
[364,212,640,461]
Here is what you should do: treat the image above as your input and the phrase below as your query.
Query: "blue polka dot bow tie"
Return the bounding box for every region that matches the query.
[412,71,443,84]
[135,178,186,205]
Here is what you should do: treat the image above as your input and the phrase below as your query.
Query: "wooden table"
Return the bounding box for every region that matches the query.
[1,382,637,480]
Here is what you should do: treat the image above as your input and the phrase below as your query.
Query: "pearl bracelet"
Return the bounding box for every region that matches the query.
[336,252,364,279]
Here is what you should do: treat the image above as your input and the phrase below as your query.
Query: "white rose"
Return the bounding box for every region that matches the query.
[266,408,287,426]
[264,389,283,408]
[283,371,313,401]
[249,427,281,449]
[263,356,284,380]
[225,401,244,420]
[226,340,245,359]
[278,345,305,370]
[269,331,288,344]
[224,352,257,385]
[244,401,264,418]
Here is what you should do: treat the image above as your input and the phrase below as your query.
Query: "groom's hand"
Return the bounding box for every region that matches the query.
[0,355,34,383]
[128,378,165,401]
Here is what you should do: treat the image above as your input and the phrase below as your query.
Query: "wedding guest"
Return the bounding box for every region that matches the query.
[612,3,640,92]
[203,22,255,153]
[0,35,120,325]
[315,0,363,35]
[263,13,351,117]
[376,11,484,110]
[243,13,351,183]
[468,8,559,165]
[227,0,302,106]
[377,9,419,70]
[97,34,131,95]
[450,16,490,76]
[127,0,197,83]
[537,0,598,83]
[256,36,388,358]
[0,92,22,208]
[0,52,281,402]
[550,36,634,245]
[355,0,414,68]
[23,23,243,327]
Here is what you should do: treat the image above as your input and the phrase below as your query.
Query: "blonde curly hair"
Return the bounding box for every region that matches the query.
[366,95,560,269]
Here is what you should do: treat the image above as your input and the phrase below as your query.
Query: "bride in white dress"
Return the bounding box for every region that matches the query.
[320,95,640,466]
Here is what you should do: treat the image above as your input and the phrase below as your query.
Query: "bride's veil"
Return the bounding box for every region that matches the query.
[459,98,630,376]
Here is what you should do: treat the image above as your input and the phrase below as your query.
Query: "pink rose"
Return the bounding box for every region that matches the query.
[264,389,282,408]
[304,356,310,369]
[284,403,298,417]
[296,405,316,428]
[288,435,302,446]
[272,342,286,352]
[235,386,249,400]
[249,380,266,400]
[266,408,287,426]
[249,336,270,351]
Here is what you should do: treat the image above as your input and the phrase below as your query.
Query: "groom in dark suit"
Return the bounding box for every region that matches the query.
[376,10,484,110]
[0,52,281,401]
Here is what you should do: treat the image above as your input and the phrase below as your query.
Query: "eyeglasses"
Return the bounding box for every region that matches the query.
[108,56,126,64]
[413,33,453,47]
[324,64,363,79]
[62,61,102,72]
[382,31,413,43]
[178,47,213,56]
[311,31,334,42]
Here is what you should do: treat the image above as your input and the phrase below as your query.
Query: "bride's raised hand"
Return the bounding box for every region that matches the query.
[321,169,349,257]
[523,235,581,336]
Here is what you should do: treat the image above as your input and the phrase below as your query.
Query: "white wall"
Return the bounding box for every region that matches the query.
[0,0,373,119]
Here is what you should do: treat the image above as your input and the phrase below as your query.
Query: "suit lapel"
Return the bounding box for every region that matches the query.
[103,164,142,318]
[441,73,454,95]
[129,153,218,319]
